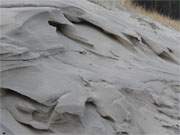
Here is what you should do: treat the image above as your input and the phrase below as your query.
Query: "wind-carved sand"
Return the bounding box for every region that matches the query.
[0,0,180,135]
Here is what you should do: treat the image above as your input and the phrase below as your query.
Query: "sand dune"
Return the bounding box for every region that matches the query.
[0,0,180,135]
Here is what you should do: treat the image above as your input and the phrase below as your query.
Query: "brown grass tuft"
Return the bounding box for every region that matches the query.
[120,0,180,31]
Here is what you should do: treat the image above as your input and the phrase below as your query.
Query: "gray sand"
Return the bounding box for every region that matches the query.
[0,0,180,135]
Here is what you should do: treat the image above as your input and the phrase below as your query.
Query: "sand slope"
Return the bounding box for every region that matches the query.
[0,0,180,135]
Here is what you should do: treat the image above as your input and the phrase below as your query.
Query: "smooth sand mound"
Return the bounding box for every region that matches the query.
[0,0,180,135]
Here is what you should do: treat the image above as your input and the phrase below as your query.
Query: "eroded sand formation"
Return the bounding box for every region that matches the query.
[0,0,180,135]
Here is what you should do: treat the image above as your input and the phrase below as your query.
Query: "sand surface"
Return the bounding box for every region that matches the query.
[0,0,180,135]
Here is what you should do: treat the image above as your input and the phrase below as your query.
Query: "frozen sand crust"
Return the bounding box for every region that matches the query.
[0,0,180,135]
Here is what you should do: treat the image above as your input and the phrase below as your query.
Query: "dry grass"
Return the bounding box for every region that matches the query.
[120,0,180,31]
